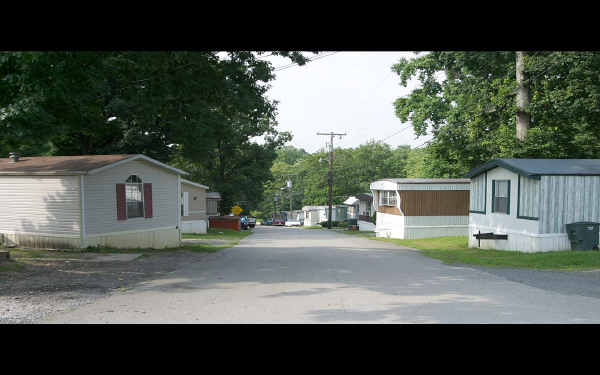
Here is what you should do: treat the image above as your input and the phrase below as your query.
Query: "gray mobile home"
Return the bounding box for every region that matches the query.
[0,154,187,249]
[466,159,600,252]
[181,179,210,234]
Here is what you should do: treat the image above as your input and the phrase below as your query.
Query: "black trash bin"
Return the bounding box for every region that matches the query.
[566,222,600,251]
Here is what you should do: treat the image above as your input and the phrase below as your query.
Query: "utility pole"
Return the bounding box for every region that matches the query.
[286,178,293,212]
[317,131,347,229]
[516,51,530,141]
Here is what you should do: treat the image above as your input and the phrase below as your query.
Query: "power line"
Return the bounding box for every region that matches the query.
[380,125,412,143]
[273,52,339,72]
[413,139,432,149]
[274,52,337,71]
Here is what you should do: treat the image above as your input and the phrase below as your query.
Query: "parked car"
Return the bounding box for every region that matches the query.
[240,216,249,230]
[247,216,256,228]
[265,218,273,225]
[273,213,286,226]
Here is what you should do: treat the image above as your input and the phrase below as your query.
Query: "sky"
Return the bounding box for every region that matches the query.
[259,51,434,153]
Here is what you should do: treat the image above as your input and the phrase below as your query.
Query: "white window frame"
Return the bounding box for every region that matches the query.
[492,179,510,215]
[126,175,144,219]
[379,190,397,207]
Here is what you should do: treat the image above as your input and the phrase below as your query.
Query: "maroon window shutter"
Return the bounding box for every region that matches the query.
[144,183,153,218]
[116,184,127,220]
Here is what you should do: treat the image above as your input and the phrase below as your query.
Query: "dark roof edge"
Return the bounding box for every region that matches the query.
[464,159,539,179]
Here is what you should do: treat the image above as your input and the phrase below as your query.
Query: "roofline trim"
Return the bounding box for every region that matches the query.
[465,160,541,180]
[181,178,209,189]
[376,179,471,184]
[0,171,87,176]
[87,154,189,176]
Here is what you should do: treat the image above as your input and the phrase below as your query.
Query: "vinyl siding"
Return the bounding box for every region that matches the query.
[469,173,486,212]
[396,183,470,191]
[518,175,540,218]
[207,199,219,215]
[539,175,600,233]
[181,183,208,222]
[358,199,371,216]
[84,159,179,235]
[0,175,81,236]
[405,215,469,226]
[469,167,540,240]
[399,190,469,216]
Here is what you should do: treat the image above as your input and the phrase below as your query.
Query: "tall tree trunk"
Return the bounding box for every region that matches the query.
[516,51,530,141]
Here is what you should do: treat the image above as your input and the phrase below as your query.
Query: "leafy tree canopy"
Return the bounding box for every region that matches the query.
[392,51,600,177]
[0,51,309,212]
[255,142,411,219]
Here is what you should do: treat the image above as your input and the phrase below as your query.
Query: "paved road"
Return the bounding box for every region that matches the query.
[45,226,600,323]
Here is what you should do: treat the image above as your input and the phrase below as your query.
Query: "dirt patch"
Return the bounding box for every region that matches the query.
[0,250,214,324]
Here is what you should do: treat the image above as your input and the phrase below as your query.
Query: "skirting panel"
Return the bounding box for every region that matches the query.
[86,227,181,249]
[181,220,207,234]
[1,232,81,250]
[405,225,468,239]
[469,225,572,252]
[358,220,375,231]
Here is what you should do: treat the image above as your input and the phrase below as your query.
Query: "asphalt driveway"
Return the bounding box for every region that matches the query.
[44,226,600,323]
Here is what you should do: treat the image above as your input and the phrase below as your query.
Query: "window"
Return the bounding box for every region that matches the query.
[126,175,144,218]
[492,180,510,214]
[379,190,397,206]
[469,172,486,214]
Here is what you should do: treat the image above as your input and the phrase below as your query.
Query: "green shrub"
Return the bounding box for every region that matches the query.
[318,220,348,228]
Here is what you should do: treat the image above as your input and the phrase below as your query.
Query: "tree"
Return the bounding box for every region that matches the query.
[275,145,308,165]
[392,51,600,177]
[0,51,310,213]
[515,51,530,140]
[255,141,412,216]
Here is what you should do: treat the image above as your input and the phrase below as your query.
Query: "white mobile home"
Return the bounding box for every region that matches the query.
[206,192,221,216]
[302,205,347,226]
[0,154,187,249]
[343,193,375,231]
[466,159,600,252]
[343,193,373,219]
[181,179,210,234]
[370,178,470,239]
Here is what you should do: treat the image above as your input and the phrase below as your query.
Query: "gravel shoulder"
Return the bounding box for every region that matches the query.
[0,249,215,324]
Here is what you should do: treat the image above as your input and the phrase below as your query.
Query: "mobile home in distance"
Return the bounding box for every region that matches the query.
[181,179,210,234]
[370,178,470,239]
[466,159,600,252]
[343,193,374,231]
[302,205,348,226]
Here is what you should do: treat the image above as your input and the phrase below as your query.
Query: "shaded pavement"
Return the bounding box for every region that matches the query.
[44,226,600,323]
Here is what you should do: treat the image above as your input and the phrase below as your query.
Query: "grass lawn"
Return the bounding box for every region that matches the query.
[0,261,24,272]
[182,228,252,241]
[342,232,600,271]
[312,225,349,230]
[89,228,252,255]
[0,229,253,267]
[5,248,81,258]
[341,230,375,237]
